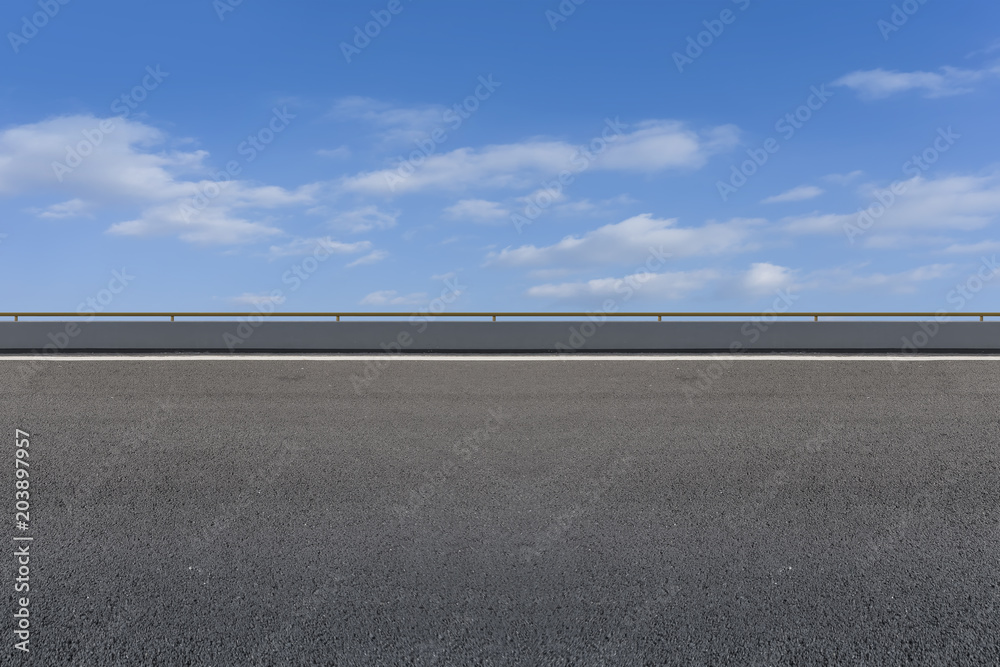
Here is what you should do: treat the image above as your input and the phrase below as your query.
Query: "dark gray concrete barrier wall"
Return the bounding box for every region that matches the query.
[0,321,998,352]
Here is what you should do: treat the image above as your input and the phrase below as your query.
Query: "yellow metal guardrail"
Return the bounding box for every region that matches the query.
[1,312,995,322]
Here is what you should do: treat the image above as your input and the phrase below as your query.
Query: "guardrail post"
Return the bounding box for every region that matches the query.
[814,315,818,322]
[981,315,985,322]
[492,315,496,322]
[336,315,341,322]
[13,315,17,322]
[170,315,174,322]
[658,315,662,322]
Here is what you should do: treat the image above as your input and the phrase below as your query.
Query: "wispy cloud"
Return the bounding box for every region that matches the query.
[231,292,287,306]
[360,290,427,306]
[265,236,371,260]
[526,269,720,300]
[942,240,1000,254]
[785,173,1000,242]
[339,120,738,195]
[804,263,953,294]
[487,213,758,268]
[965,39,1000,59]
[347,249,389,267]
[316,146,351,159]
[526,261,953,301]
[823,170,864,185]
[330,96,445,146]
[328,205,398,233]
[833,65,1000,99]
[27,197,92,219]
[761,185,823,204]
[443,198,509,224]
[0,115,320,245]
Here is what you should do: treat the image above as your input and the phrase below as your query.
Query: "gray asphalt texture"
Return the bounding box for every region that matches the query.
[2,357,999,666]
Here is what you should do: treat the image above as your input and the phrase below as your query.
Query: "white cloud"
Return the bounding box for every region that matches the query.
[528,262,954,300]
[265,236,371,260]
[833,65,1000,99]
[526,269,720,300]
[546,194,637,218]
[862,234,954,249]
[346,249,389,267]
[27,197,92,219]
[823,170,864,185]
[0,115,321,245]
[231,292,287,306]
[108,181,318,245]
[782,213,846,235]
[360,290,427,306]
[339,120,738,195]
[108,205,285,245]
[329,205,398,233]
[804,264,953,294]
[742,263,797,295]
[0,115,196,200]
[943,240,1000,254]
[342,141,577,195]
[317,146,351,159]
[487,214,758,268]
[443,198,509,223]
[526,268,576,281]
[330,96,444,146]
[785,173,1000,242]
[516,187,567,206]
[966,39,1000,59]
[761,185,824,204]
[596,121,739,171]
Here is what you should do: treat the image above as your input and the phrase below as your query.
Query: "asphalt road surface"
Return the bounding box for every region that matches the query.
[2,355,999,665]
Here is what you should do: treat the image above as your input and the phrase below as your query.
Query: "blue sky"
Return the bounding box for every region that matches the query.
[3,0,1000,314]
